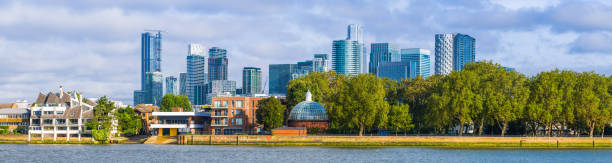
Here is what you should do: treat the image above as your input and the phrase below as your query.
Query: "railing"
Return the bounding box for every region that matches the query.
[211,123,228,126]
[150,124,188,129]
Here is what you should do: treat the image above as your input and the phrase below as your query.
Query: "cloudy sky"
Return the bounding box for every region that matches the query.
[1,0,612,105]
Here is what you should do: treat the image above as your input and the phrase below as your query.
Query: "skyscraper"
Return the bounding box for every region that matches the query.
[401,48,432,78]
[134,31,163,106]
[332,40,362,76]
[369,43,400,74]
[269,64,297,95]
[376,61,416,81]
[313,54,330,72]
[293,60,313,79]
[179,72,187,95]
[435,33,476,75]
[206,80,236,104]
[208,47,228,81]
[186,44,207,105]
[346,24,368,74]
[165,76,178,95]
[242,67,262,95]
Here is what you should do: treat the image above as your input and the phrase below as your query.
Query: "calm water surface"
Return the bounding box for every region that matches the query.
[0,144,610,162]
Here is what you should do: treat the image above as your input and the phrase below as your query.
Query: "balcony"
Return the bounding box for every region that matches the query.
[211,113,228,117]
[211,123,228,127]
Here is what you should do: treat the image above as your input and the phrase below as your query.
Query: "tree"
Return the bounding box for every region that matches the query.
[161,94,192,112]
[87,96,114,142]
[401,75,440,134]
[527,70,562,137]
[256,97,285,131]
[344,74,389,136]
[575,72,608,137]
[115,106,142,136]
[388,104,413,136]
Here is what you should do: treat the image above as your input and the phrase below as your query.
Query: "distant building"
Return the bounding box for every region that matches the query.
[179,72,187,95]
[313,54,330,72]
[288,91,328,133]
[369,43,400,74]
[242,67,262,95]
[293,60,313,79]
[210,96,266,135]
[208,47,228,81]
[187,44,208,105]
[28,87,95,141]
[165,76,178,95]
[435,33,475,75]
[346,24,368,74]
[332,40,362,76]
[0,108,29,134]
[503,67,516,72]
[144,72,163,106]
[269,64,297,96]
[377,61,416,81]
[134,31,163,106]
[401,48,431,78]
[206,80,236,104]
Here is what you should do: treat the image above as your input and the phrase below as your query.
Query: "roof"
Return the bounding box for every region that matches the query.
[31,106,92,119]
[0,103,16,108]
[289,101,328,121]
[134,104,159,113]
[0,108,29,115]
[34,92,72,105]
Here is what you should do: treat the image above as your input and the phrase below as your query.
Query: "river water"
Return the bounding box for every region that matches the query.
[0,144,610,162]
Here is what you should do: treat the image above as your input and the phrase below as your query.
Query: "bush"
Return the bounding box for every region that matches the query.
[92,129,109,142]
[308,127,320,134]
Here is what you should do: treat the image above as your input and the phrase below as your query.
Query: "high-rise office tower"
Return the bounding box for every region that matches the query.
[165,76,178,95]
[377,61,416,81]
[208,47,228,81]
[242,67,262,95]
[332,40,362,76]
[293,60,313,79]
[144,72,163,105]
[134,31,163,106]
[369,43,400,74]
[401,48,432,78]
[346,24,368,74]
[313,54,330,72]
[269,64,297,95]
[206,80,236,104]
[435,33,475,75]
[179,72,187,95]
[186,44,207,105]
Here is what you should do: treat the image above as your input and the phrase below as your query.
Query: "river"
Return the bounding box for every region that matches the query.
[0,144,610,162]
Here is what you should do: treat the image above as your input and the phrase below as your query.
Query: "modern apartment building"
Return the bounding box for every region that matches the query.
[242,67,262,95]
[435,33,475,75]
[401,48,432,78]
[206,80,236,104]
[28,87,95,141]
[186,44,208,105]
[269,64,297,96]
[0,108,29,134]
[313,54,330,72]
[144,72,163,105]
[210,96,265,135]
[208,47,228,81]
[165,76,178,95]
[369,43,400,74]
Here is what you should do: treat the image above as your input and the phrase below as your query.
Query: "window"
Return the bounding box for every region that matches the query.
[235,118,243,125]
[43,119,53,124]
[32,119,40,125]
[56,119,66,125]
[34,111,41,116]
[235,100,243,108]
[70,127,79,130]
[235,109,243,116]
[70,119,78,124]
[56,111,64,115]
[44,111,53,115]
[214,101,220,107]
[222,101,228,107]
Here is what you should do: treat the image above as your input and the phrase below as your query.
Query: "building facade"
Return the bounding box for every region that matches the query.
[135,31,163,106]
[210,96,265,135]
[206,80,236,104]
[0,108,29,134]
[144,72,163,105]
[179,72,187,95]
[208,47,228,81]
[242,67,262,95]
[313,54,330,72]
[401,48,431,78]
[28,88,94,141]
[435,33,476,75]
[369,43,400,74]
[269,64,297,96]
[187,44,208,105]
[376,61,416,81]
[165,76,178,95]
[332,40,362,76]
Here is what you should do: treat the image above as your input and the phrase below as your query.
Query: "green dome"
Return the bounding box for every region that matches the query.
[289,101,328,121]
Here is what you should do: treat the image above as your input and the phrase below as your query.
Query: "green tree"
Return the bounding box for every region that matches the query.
[256,97,285,131]
[388,104,413,136]
[87,96,114,142]
[161,94,192,112]
[344,74,389,136]
[115,106,142,136]
[527,70,562,137]
[401,75,440,134]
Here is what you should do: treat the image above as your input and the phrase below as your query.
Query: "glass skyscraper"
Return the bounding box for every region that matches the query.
[208,47,228,81]
[242,67,262,95]
[179,72,187,95]
[369,43,400,74]
[435,33,475,75]
[401,48,431,78]
[134,31,163,106]
[345,24,368,74]
[206,80,236,104]
[165,76,178,95]
[269,64,297,95]
[332,40,362,76]
[377,61,416,81]
[313,54,329,72]
[186,44,207,105]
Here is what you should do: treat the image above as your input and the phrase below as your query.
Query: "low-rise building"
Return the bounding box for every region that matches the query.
[28,87,94,141]
[0,108,30,134]
[210,96,266,135]
[134,104,159,135]
[288,91,329,133]
[150,107,210,136]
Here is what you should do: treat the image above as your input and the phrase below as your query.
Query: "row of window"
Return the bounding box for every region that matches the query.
[0,114,29,119]
[213,100,244,108]
[31,126,84,131]
[0,122,28,126]
[31,119,90,125]
[33,110,65,115]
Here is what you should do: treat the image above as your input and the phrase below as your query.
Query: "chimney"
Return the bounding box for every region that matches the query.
[59,85,63,98]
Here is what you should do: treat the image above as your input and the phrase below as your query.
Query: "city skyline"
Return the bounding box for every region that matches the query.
[2,0,612,105]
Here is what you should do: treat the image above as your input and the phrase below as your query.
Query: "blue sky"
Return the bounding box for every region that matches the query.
[1,0,612,105]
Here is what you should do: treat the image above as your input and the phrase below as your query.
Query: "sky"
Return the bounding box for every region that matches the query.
[1,0,612,105]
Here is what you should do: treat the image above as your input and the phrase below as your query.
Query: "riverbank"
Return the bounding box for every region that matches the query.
[178,135,612,149]
[0,134,145,144]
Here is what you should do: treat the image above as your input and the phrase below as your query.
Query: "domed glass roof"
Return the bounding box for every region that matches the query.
[288,91,328,121]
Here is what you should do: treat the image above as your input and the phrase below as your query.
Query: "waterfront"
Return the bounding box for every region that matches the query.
[1,144,611,162]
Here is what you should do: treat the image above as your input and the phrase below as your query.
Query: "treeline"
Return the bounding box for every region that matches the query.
[285,61,611,137]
